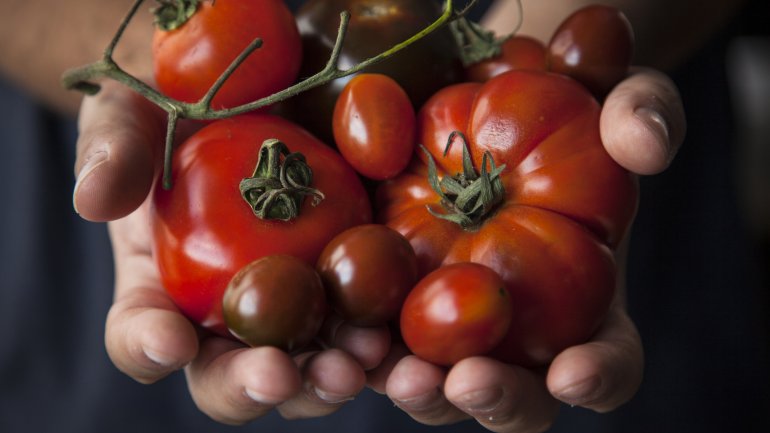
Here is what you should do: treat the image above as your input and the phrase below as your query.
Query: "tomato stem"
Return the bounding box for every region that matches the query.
[239,139,324,221]
[152,0,201,31]
[449,0,523,66]
[423,132,506,229]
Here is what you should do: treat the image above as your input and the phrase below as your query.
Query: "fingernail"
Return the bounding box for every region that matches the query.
[73,150,108,214]
[312,386,355,404]
[143,346,176,368]
[393,388,442,412]
[244,388,283,406]
[634,106,672,163]
[554,375,602,405]
[455,387,503,414]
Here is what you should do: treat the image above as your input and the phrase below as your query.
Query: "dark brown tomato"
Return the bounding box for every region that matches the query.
[316,224,418,326]
[547,5,634,99]
[223,255,327,352]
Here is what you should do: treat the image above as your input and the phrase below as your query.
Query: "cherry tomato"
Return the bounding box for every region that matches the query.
[547,5,634,99]
[317,224,417,326]
[378,70,638,366]
[152,0,302,110]
[399,262,512,366]
[281,0,463,143]
[151,114,371,337]
[223,255,327,352]
[333,74,416,180]
[465,35,547,82]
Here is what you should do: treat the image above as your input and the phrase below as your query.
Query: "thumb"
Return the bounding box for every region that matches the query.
[600,68,686,175]
[73,81,165,222]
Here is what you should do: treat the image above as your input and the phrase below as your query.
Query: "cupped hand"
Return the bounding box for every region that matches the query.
[370,67,685,433]
[72,81,391,425]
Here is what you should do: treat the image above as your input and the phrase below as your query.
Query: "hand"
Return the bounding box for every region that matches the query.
[369,68,685,432]
[72,81,391,425]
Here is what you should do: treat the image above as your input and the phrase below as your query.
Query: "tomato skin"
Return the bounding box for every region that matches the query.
[465,35,547,82]
[333,74,416,180]
[152,0,302,110]
[151,114,371,337]
[316,224,417,326]
[223,255,327,352]
[399,262,512,366]
[282,0,463,143]
[547,5,634,99]
[378,70,638,366]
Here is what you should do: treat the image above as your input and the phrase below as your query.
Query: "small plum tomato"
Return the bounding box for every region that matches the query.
[333,74,416,180]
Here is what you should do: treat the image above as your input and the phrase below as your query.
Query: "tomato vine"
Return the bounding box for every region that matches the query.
[61,0,480,189]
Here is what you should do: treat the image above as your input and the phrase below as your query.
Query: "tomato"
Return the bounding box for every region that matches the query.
[223,255,327,352]
[399,262,512,366]
[151,114,371,337]
[378,70,638,366]
[280,0,463,143]
[332,74,416,180]
[317,224,417,326]
[465,35,547,82]
[152,0,302,110]
[547,5,634,99]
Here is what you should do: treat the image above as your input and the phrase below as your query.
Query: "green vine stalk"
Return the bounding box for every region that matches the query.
[61,0,480,189]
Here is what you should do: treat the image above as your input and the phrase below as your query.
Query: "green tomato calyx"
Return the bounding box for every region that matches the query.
[240,139,325,221]
[423,131,506,230]
[153,0,201,31]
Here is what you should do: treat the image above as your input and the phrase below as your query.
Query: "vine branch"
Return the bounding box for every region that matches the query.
[61,0,479,188]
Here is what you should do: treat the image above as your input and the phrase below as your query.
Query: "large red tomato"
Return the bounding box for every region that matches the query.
[152,0,302,110]
[378,70,638,367]
[152,114,371,337]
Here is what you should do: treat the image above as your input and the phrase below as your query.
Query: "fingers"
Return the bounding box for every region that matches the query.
[386,354,560,432]
[105,282,200,384]
[278,349,367,419]
[105,212,200,384]
[546,306,644,413]
[186,341,366,425]
[444,359,560,433]
[319,315,391,371]
[186,339,302,425]
[386,355,469,425]
[73,81,165,222]
[601,68,686,175]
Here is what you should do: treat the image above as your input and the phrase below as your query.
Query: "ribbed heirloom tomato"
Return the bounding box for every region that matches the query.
[378,70,638,367]
[151,115,371,337]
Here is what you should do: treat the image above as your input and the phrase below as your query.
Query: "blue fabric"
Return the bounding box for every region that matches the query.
[0,1,768,432]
